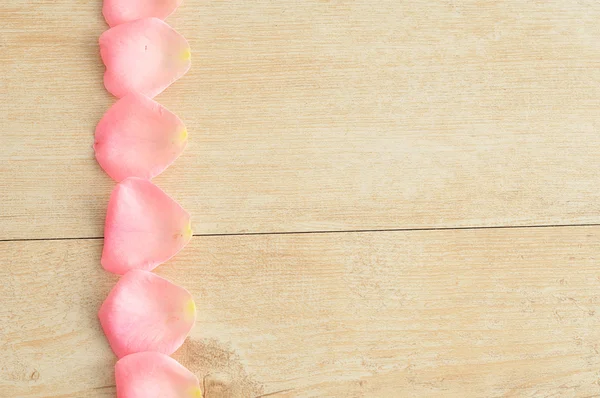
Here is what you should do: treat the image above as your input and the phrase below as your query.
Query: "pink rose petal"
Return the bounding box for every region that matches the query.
[116,352,201,398]
[99,270,197,358]
[94,93,188,181]
[102,177,192,274]
[103,0,183,28]
[100,18,191,98]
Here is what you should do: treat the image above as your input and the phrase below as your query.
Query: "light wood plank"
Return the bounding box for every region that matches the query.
[2,227,600,397]
[2,1,600,240]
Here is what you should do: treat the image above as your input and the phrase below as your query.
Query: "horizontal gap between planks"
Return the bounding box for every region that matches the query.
[1,223,599,243]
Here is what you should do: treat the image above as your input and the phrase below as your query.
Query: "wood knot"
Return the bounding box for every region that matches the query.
[173,338,264,397]
[204,372,233,397]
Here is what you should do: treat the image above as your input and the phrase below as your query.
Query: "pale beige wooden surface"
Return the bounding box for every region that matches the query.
[2,1,600,397]
[2,227,600,397]
[1,0,600,240]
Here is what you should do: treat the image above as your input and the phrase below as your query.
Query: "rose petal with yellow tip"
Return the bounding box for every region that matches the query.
[100,18,191,98]
[115,352,202,398]
[95,93,187,181]
[102,177,192,274]
[100,270,197,358]
[103,0,183,27]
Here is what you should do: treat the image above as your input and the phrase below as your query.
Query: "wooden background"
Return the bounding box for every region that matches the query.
[1,0,599,396]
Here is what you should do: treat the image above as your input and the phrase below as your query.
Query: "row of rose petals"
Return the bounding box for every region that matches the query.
[95,1,202,397]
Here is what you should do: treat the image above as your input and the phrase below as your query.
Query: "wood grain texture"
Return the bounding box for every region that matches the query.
[2,227,600,397]
[2,0,600,240]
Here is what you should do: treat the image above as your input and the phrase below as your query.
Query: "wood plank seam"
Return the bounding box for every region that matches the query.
[2,222,600,243]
